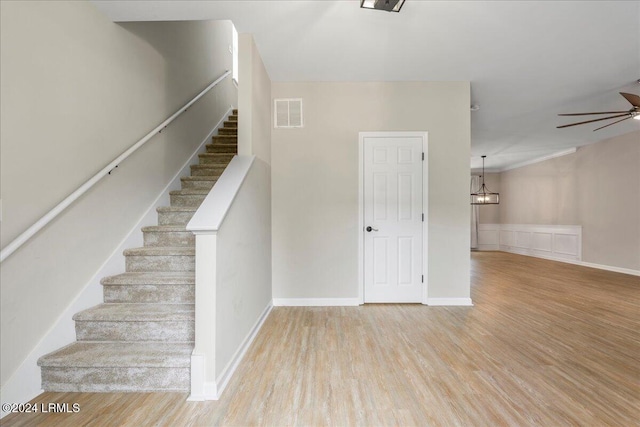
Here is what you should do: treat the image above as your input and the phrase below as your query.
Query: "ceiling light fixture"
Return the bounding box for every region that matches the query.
[360,0,405,12]
[471,156,499,205]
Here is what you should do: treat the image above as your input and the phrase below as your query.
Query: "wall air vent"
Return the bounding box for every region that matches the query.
[274,98,303,128]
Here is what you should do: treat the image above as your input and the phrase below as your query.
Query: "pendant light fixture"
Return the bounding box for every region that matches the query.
[471,156,499,205]
[360,0,406,12]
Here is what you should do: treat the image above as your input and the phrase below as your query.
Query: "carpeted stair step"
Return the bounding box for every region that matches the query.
[38,342,192,392]
[206,143,237,154]
[190,164,226,176]
[212,135,237,144]
[124,247,195,272]
[142,225,194,247]
[156,206,197,225]
[169,189,209,207]
[180,175,219,190]
[198,153,235,165]
[101,272,195,304]
[38,112,241,393]
[73,303,194,342]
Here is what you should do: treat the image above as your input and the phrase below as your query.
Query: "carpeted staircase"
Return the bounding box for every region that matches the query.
[37,110,238,392]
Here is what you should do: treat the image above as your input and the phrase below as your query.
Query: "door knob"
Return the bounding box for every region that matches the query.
[366,226,379,232]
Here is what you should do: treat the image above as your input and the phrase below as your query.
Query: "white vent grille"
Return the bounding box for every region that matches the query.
[274,98,303,128]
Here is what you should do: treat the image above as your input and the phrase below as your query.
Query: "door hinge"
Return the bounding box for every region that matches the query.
[422,152,425,161]
[422,275,424,283]
[422,213,424,222]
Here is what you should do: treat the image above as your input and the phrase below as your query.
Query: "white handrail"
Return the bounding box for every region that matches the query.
[0,70,232,263]
[186,155,255,233]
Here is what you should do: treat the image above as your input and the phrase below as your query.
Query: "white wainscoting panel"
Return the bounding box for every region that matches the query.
[533,232,553,253]
[478,224,582,262]
[515,231,531,249]
[500,230,514,247]
[477,224,640,276]
[477,224,500,251]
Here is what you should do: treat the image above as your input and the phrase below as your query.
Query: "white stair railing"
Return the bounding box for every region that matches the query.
[0,70,231,263]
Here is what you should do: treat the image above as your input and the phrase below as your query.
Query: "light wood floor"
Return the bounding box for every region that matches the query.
[3,252,639,426]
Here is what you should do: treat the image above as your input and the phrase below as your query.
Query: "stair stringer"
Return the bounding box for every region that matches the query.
[0,106,234,417]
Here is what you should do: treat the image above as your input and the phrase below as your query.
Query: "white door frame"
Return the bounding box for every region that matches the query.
[358,131,429,305]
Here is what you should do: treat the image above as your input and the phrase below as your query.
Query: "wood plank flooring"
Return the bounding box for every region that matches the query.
[3,252,639,426]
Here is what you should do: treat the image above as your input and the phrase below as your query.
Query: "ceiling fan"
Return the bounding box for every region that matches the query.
[557,92,640,131]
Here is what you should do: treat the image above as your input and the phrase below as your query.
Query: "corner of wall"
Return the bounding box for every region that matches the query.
[237,33,254,158]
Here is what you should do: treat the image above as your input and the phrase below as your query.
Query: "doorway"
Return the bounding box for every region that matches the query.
[359,132,428,303]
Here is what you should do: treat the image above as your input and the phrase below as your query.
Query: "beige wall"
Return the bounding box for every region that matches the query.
[272,82,471,300]
[218,34,272,379]
[0,1,235,386]
[499,131,640,270]
[216,159,271,380]
[238,34,272,164]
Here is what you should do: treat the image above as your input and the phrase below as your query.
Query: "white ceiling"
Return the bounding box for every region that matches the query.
[93,0,640,170]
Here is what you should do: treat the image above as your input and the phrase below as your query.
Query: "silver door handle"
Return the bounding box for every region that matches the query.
[366,226,378,232]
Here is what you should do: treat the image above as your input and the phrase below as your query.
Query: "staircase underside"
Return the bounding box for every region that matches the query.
[38,110,238,392]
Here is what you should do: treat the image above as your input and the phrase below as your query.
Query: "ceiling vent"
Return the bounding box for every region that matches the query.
[274,98,303,128]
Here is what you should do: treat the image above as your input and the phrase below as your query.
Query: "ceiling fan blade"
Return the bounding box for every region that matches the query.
[592,116,632,131]
[558,111,630,116]
[620,92,640,107]
[557,113,630,129]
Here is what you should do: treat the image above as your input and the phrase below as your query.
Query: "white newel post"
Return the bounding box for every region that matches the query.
[188,231,218,400]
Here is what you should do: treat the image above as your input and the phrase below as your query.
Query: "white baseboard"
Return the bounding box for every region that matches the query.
[272,298,360,306]
[188,301,272,401]
[426,298,474,306]
[273,297,476,307]
[477,244,499,251]
[187,353,209,401]
[539,256,640,277]
[187,353,218,401]
[577,261,639,277]
[476,248,640,277]
[0,109,232,419]
[215,301,273,398]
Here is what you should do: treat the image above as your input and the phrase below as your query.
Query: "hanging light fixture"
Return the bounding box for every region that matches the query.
[360,0,406,12]
[471,156,499,205]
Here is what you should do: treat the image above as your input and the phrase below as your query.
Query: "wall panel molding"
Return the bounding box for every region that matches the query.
[478,224,639,276]
[479,224,582,262]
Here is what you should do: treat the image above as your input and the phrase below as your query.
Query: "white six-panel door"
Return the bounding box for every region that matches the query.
[363,135,423,303]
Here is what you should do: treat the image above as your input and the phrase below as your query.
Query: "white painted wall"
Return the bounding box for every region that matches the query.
[271,82,471,302]
[498,131,640,271]
[215,159,272,382]
[188,156,272,400]
[188,35,273,400]
[217,34,272,391]
[238,33,272,165]
[0,0,236,394]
